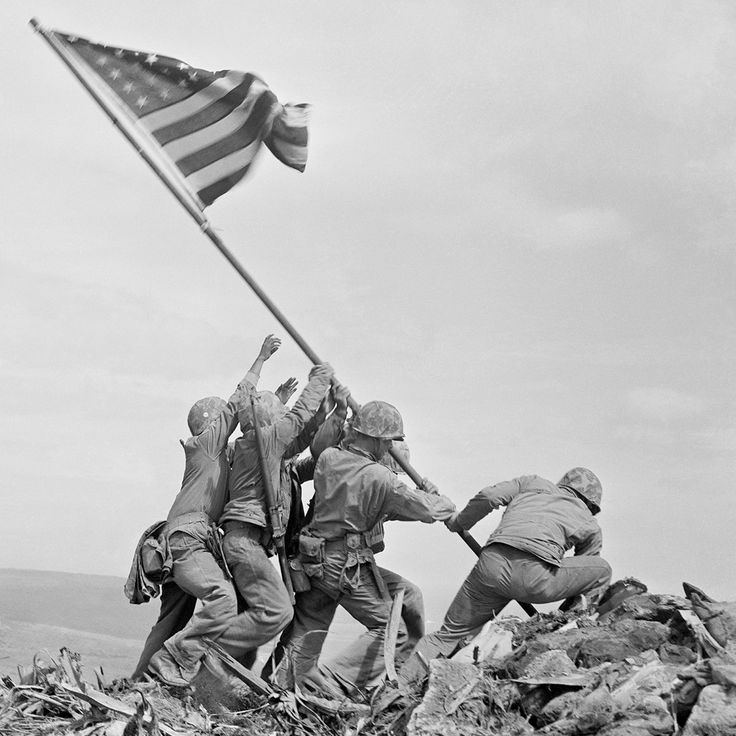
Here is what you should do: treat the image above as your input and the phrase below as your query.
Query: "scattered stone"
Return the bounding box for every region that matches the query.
[3,580,735,735]
[681,684,736,735]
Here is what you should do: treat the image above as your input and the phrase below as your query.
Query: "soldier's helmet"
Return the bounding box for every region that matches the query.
[557,467,602,514]
[187,396,228,436]
[379,439,411,474]
[352,400,405,441]
[238,390,287,431]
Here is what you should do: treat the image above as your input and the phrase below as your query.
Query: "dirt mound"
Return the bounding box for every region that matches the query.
[2,581,735,735]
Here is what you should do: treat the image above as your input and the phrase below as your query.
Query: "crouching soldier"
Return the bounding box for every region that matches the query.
[400,468,612,685]
[141,336,281,686]
[213,363,336,660]
[275,401,455,695]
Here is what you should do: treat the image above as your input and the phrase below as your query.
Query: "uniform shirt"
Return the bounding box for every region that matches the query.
[219,371,332,529]
[306,445,455,541]
[454,474,602,567]
[166,373,257,523]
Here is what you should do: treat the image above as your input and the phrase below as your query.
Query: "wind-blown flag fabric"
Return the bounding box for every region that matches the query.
[49,30,309,207]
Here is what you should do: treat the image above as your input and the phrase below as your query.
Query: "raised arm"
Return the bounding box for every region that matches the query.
[273,363,335,450]
[309,382,351,459]
[245,334,281,387]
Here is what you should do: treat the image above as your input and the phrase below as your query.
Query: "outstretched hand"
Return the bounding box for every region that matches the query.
[332,381,351,418]
[309,362,335,382]
[275,377,298,404]
[444,511,463,533]
[259,334,281,361]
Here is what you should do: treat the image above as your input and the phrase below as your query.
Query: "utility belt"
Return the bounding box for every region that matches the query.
[289,532,389,599]
[220,520,274,556]
[166,510,212,530]
[163,512,232,580]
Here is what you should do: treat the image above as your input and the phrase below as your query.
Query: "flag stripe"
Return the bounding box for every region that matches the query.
[265,137,307,171]
[185,140,262,194]
[174,94,275,176]
[197,168,251,207]
[151,79,268,146]
[162,88,274,164]
[140,70,250,131]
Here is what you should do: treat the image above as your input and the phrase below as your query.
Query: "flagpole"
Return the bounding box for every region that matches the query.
[30,19,513,579]
[195,224,491,560]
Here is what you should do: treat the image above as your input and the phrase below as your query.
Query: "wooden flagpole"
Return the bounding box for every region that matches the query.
[31,19,538,606]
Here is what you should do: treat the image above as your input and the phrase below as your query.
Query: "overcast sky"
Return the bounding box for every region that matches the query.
[2,1,734,621]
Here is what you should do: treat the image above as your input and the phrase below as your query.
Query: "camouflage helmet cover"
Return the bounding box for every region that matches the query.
[188,396,228,436]
[238,390,288,431]
[352,400,405,440]
[378,439,411,474]
[558,467,602,513]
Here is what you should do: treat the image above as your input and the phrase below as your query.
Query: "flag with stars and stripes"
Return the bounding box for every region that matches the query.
[45,29,309,208]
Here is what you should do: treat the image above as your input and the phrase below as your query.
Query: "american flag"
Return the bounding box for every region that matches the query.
[48,30,309,208]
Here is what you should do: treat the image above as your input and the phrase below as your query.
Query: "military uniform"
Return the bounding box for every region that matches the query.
[277,444,455,691]
[141,375,258,682]
[215,370,333,658]
[400,473,611,683]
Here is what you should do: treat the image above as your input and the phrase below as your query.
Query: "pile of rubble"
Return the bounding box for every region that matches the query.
[2,580,735,735]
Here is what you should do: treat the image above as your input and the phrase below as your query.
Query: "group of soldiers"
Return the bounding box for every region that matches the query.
[125,335,612,695]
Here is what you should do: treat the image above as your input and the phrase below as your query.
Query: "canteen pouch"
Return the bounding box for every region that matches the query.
[298,533,325,579]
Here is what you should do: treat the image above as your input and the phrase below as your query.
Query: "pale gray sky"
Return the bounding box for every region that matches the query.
[1,1,734,621]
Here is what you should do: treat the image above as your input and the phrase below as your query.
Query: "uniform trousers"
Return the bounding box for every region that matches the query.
[400,543,612,683]
[132,581,196,679]
[278,554,410,690]
[163,530,240,670]
[216,524,293,658]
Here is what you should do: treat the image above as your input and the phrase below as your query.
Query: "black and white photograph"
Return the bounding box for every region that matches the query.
[1,2,735,733]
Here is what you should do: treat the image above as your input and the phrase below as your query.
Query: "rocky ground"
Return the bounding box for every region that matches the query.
[2,579,735,735]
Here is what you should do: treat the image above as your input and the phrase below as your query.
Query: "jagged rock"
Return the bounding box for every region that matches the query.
[522,649,579,679]
[658,641,697,666]
[597,579,649,618]
[538,689,588,724]
[683,583,736,654]
[576,621,669,668]
[601,593,690,625]
[452,621,514,664]
[504,628,588,677]
[610,654,678,710]
[681,684,736,735]
[538,685,616,734]
[407,659,485,736]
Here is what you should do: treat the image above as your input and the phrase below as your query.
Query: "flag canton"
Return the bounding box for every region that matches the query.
[58,33,219,117]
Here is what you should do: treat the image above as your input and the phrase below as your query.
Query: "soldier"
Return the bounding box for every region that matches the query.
[317,440,426,687]
[400,468,612,684]
[143,336,281,686]
[275,400,455,694]
[214,362,336,660]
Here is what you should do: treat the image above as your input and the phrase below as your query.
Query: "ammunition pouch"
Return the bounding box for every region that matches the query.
[364,521,386,554]
[298,533,325,580]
